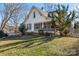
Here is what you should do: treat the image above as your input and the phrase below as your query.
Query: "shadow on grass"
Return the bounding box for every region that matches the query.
[23,36,56,48]
[0,35,55,53]
[68,39,79,56]
[0,35,41,40]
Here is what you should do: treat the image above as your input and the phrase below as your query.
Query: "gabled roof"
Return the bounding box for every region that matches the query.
[24,6,49,23]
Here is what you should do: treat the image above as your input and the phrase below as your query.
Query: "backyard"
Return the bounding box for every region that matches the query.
[0,35,79,56]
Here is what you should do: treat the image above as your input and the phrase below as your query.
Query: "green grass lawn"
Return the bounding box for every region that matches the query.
[0,35,79,56]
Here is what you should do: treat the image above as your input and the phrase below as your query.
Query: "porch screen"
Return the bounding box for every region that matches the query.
[34,23,42,30]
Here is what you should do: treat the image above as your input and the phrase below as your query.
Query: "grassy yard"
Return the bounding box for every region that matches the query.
[0,35,79,56]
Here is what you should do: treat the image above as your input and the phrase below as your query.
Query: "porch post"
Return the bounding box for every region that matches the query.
[32,23,34,32]
[42,23,44,29]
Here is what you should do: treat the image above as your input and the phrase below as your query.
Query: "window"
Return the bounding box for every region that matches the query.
[27,24,31,30]
[33,12,36,18]
[34,23,42,30]
[44,22,51,29]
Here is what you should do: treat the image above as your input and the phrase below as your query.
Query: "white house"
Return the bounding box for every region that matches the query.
[24,6,54,33]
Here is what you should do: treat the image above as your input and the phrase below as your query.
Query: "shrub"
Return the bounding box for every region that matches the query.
[0,30,8,38]
[27,32,33,35]
[38,29,44,35]
[60,28,69,36]
[5,33,8,37]
[19,23,26,35]
[63,29,69,35]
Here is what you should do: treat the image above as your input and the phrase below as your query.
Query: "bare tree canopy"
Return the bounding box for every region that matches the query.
[0,3,23,31]
[43,3,57,12]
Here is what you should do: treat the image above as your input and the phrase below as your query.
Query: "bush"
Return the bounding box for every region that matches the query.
[27,32,34,35]
[63,29,69,35]
[5,33,8,37]
[38,29,44,35]
[19,23,26,35]
[0,30,8,38]
[60,28,69,36]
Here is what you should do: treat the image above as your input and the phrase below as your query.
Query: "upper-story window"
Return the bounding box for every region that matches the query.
[33,12,36,18]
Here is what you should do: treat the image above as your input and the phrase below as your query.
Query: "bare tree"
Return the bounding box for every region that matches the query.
[0,3,22,31]
[10,10,26,33]
[43,3,57,12]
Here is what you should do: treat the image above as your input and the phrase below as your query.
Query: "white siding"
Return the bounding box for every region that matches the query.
[25,8,51,32]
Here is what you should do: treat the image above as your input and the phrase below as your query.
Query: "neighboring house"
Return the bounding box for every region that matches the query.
[73,21,79,33]
[69,20,79,37]
[24,6,55,33]
[3,25,18,35]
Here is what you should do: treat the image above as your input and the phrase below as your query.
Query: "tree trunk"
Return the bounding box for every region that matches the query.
[59,31,65,36]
